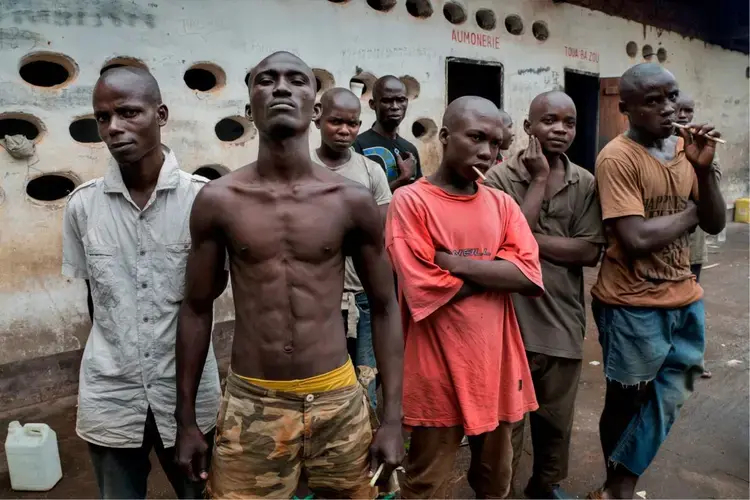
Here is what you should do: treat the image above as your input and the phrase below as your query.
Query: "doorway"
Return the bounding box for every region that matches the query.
[564,69,599,173]
[597,76,630,154]
[446,57,503,108]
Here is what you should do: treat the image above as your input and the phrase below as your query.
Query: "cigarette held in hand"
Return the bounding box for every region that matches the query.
[672,122,726,144]
[472,166,487,180]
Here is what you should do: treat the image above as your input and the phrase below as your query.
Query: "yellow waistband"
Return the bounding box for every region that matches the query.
[234,358,357,394]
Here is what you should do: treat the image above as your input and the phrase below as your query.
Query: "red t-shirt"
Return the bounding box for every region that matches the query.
[386,178,542,435]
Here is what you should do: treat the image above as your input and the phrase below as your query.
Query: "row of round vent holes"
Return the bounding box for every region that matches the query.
[330,0,549,40]
[0,114,255,145]
[22,164,229,203]
[625,41,668,63]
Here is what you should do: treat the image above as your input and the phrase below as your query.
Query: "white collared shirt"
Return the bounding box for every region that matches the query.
[61,146,220,448]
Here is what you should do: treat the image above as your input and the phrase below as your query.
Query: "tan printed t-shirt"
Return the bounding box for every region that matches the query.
[591,134,702,308]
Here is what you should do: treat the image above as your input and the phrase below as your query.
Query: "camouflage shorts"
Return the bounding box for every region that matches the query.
[207,369,376,499]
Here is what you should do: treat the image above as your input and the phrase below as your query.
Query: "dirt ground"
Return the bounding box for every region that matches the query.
[1,223,748,499]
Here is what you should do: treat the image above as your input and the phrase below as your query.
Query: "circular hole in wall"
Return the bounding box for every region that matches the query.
[443,1,467,24]
[642,44,654,60]
[400,75,421,100]
[656,48,667,63]
[328,0,349,3]
[26,173,77,202]
[193,164,230,180]
[532,21,549,41]
[406,0,433,18]
[505,15,524,35]
[0,113,44,141]
[69,116,102,144]
[100,56,149,75]
[215,116,254,143]
[184,63,226,92]
[476,9,496,30]
[19,52,77,88]
[626,41,638,57]
[349,72,378,100]
[412,118,438,140]
[312,68,335,95]
[366,0,397,11]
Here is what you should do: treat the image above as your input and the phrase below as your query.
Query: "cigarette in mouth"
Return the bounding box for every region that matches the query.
[473,166,487,180]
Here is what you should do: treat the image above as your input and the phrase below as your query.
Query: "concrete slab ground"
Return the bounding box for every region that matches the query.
[1,224,748,499]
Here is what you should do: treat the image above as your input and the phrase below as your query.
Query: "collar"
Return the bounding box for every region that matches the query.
[505,149,580,186]
[103,145,181,194]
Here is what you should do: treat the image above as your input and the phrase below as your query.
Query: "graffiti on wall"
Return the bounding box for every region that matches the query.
[0,0,156,29]
[565,45,599,63]
[452,29,500,49]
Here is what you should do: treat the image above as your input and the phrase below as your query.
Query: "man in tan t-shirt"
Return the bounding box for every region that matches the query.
[588,63,726,499]
[313,88,392,407]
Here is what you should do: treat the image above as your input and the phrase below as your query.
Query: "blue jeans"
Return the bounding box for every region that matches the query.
[592,299,705,476]
[343,292,377,408]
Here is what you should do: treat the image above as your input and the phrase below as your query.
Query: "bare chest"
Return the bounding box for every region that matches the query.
[223,187,351,265]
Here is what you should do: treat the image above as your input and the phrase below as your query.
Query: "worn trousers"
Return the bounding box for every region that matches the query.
[343,292,377,408]
[402,422,514,499]
[592,299,705,476]
[88,407,214,499]
[511,352,582,490]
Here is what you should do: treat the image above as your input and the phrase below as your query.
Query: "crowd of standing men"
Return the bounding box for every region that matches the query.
[61,50,725,499]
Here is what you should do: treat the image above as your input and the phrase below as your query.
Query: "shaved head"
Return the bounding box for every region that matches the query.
[443,96,503,130]
[96,65,162,104]
[498,109,513,127]
[372,75,405,101]
[619,63,675,104]
[319,87,361,116]
[676,93,695,108]
[528,90,574,121]
[248,51,314,88]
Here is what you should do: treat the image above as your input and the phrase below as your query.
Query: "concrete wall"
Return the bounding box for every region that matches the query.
[1,0,748,367]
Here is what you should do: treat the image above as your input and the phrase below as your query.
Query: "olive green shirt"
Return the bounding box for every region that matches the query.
[689,158,722,265]
[484,151,606,359]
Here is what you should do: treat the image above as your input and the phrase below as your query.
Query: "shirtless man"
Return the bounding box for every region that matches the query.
[174,52,404,498]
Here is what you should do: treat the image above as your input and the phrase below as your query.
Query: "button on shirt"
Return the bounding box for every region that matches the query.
[61,147,221,448]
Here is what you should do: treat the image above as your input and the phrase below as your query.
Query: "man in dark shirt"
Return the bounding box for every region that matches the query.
[354,75,422,192]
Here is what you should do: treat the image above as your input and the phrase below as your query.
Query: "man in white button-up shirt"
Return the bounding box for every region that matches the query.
[61,66,223,499]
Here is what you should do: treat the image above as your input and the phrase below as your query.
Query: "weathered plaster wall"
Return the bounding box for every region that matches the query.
[1,0,747,365]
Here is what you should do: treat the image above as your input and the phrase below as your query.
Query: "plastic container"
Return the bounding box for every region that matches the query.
[734,198,750,224]
[5,421,62,491]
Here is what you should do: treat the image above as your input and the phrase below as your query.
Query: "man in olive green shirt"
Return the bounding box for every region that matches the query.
[484,91,605,499]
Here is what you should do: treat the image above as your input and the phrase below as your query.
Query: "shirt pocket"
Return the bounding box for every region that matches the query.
[160,242,191,303]
[86,244,121,312]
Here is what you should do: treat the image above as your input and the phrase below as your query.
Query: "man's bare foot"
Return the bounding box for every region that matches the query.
[701,369,712,378]
[586,487,615,499]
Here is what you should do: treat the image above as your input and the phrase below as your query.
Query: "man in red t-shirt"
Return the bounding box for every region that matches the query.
[386,96,543,499]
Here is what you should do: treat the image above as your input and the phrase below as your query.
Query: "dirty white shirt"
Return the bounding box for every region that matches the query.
[61,147,220,448]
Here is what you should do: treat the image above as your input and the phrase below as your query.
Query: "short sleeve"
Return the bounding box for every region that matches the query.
[386,191,463,322]
[365,157,392,206]
[495,194,544,296]
[595,158,645,220]
[352,137,364,155]
[61,196,88,279]
[483,164,520,203]
[571,176,606,244]
[412,146,423,180]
